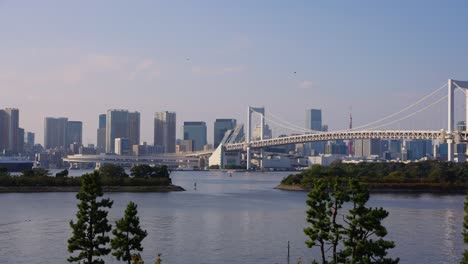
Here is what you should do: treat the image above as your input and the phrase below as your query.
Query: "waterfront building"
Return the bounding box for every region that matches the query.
[105,109,140,153]
[96,114,106,153]
[66,121,83,146]
[0,108,20,153]
[115,138,130,155]
[128,111,140,146]
[213,119,236,148]
[25,132,35,149]
[154,111,176,153]
[306,109,325,155]
[44,117,68,149]
[183,121,207,151]
[17,128,24,153]
[354,139,381,158]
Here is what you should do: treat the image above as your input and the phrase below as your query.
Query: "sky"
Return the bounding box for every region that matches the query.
[1,0,468,145]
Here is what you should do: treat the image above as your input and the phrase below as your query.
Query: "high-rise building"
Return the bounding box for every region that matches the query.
[106,110,128,153]
[105,110,140,153]
[354,139,381,158]
[213,119,236,148]
[66,121,83,146]
[0,108,20,153]
[183,122,207,151]
[97,114,106,152]
[99,114,106,129]
[115,138,130,155]
[17,128,24,153]
[154,111,176,153]
[306,109,325,155]
[25,132,35,147]
[128,111,140,146]
[44,117,68,149]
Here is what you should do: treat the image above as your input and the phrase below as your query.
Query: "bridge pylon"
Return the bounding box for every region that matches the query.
[247,106,265,170]
[448,79,468,161]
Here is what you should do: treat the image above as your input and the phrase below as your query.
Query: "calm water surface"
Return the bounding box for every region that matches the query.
[0,171,465,264]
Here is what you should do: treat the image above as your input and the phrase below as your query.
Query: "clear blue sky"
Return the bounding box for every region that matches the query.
[1,0,468,145]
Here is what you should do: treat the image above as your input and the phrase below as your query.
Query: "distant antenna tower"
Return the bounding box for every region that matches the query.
[348,107,354,156]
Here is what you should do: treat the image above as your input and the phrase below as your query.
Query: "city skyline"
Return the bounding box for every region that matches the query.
[1,1,468,145]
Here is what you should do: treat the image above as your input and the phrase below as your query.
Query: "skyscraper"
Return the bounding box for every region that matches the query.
[128,111,140,146]
[96,114,106,152]
[154,111,176,153]
[44,117,68,149]
[213,119,236,148]
[354,139,381,158]
[66,121,83,145]
[183,121,207,151]
[0,108,20,153]
[306,109,325,155]
[105,109,140,153]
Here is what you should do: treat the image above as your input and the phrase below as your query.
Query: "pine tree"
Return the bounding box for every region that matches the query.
[304,177,399,264]
[112,201,148,264]
[339,178,399,264]
[68,171,113,264]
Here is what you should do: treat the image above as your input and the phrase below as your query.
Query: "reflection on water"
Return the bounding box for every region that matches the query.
[0,171,465,264]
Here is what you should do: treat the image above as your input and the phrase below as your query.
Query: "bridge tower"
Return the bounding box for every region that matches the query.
[247,106,265,170]
[447,79,468,162]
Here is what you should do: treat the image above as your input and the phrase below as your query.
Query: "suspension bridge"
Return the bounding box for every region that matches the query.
[65,79,468,169]
[209,79,468,169]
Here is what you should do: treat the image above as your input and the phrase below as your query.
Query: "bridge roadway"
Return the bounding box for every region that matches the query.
[64,153,202,167]
[224,130,468,151]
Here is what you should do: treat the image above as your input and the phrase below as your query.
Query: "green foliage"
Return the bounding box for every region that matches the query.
[111,201,148,264]
[0,167,9,176]
[304,178,399,264]
[99,164,129,178]
[22,168,49,177]
[130,164,171,179]
[282,161,468,191]
[56,169,69,177]
[209,165,220,169]
[68,171,113,264]
[224,164,246,170]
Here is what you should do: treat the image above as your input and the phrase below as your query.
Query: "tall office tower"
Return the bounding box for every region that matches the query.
[183,122,207,151]
[105,110,140,153]
[213,119,236,148]
[154,111,176,153]
[5,108,19,153]
[17,128,24,153]
[26,132,35,146]
[0,110,6,151]
[115,138,130,155]
[128,111,140,146]
[306,109,325,155]
[0,108,20,153]
[354,139,381,158]
[96,114,106,152]
[99,114,106,129]
[66,121,83,145]
[44,117,68,149]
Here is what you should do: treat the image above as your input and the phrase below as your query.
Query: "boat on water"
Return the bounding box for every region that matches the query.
[0,156,34,172]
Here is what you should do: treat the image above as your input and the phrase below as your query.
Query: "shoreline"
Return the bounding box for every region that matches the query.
[0,184,185,193]
[275,183,468,194]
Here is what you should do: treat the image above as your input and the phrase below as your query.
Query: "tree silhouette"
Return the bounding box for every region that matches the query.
[112,201,148,264]
[68,171,113,263]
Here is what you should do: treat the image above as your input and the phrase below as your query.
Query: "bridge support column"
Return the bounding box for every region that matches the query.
[246,147,251,170]
[448,79,455,161]
[433,143,438,160]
